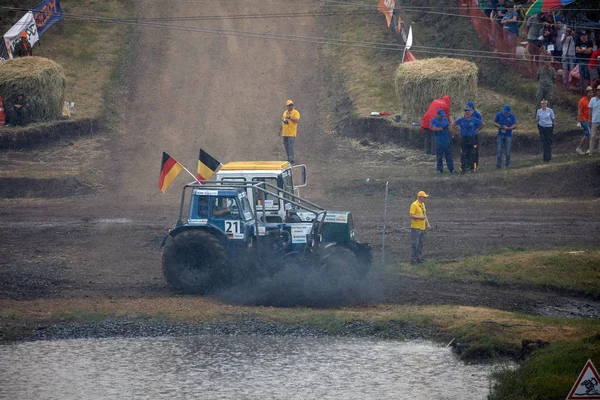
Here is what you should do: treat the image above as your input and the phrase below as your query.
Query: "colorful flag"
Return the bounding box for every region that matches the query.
[526,0,575,16]
[159,152,183,193]
[377,0,396,28]
[197,149,221,181]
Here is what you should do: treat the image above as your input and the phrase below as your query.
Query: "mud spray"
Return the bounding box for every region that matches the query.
[216,262,384,308]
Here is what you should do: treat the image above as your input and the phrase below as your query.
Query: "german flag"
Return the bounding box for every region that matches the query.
[159,152,183,193]
[197,149,221,181]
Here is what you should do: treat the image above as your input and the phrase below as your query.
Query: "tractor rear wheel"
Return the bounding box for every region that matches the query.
[320,246,360,279]
[162,230,229,294]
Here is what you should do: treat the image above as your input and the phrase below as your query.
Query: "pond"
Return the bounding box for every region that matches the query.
[0,335,513,399]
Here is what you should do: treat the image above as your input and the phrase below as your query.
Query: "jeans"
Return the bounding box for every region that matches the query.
[283,136,295,164]
[582,120,590,138]
[435,141,454,172]
[410,228,425,263]
[562,55,575,84]
[538,125,553,162]
[496,135,512,168]
[460,136,477,171]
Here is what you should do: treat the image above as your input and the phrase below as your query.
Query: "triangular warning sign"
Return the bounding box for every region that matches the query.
[566,359,600,399]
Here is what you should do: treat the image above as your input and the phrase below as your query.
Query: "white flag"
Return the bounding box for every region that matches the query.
[406,26,413,50]
[3,12,40,59]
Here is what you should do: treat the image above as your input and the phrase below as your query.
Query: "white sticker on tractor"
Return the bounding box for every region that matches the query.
[224,220,241,235]
[325,213,348,223]
[188,219,208,225]
[291,224,313,244]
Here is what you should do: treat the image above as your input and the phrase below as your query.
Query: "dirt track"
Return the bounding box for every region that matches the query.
[1,1,600,318]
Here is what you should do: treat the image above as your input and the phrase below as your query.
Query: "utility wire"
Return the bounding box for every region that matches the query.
[0,6,585,62]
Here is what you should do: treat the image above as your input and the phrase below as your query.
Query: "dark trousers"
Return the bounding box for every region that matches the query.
[460,136,478,172]
[8,107,30,126]
[538,125,553,162]
[435,141,454,172]
[424,129,434,154]
[411,228,425,263]
[282,136,295,164]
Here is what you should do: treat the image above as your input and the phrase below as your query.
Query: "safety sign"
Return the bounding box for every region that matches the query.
[566,359,600,399]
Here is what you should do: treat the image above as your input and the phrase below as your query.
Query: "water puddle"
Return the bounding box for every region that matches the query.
[0,336,513,399]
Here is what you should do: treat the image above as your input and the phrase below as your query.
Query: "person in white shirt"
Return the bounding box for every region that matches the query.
[536,99,556,162]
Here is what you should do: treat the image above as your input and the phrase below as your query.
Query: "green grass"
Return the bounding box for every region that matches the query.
[489,336,600,399]
[390,248,600,296]
[30,0,129,119]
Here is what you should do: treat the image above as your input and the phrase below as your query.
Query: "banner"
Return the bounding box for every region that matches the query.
[377,0,395,28]
[3,12,39,59]
[33,0,63,35]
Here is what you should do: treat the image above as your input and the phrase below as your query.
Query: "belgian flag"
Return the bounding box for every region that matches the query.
[197,149,221,181]
[159,152,183,193]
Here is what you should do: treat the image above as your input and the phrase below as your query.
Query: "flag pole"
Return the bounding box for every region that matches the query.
[179,163,200,183]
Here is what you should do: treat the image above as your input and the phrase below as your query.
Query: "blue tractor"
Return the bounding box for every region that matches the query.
[161,181,371,294]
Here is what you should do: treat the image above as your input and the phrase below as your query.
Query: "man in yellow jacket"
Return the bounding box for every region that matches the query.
[409,191,431,264]
[280,99,300,164]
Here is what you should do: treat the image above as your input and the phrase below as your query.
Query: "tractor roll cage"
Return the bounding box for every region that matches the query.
[177,180,328,242]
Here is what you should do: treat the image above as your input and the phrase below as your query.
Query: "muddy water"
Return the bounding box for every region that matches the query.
[0,336,512,399]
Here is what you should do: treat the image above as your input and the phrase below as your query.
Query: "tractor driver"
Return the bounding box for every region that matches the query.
[212,198,237,217]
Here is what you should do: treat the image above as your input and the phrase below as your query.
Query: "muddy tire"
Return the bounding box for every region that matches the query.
[320,246,360,278]
[162,230,229,294]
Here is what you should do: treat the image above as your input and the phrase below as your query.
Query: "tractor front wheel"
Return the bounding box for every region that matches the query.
[162,230,229,294]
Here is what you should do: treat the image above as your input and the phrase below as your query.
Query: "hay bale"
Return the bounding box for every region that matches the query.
[0,56,66,122]
[394,57,478,121]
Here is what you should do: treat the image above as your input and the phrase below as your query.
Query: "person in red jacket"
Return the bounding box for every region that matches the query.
[420,95,451,154]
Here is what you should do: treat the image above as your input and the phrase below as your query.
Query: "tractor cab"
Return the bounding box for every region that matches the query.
[215,161,307,223]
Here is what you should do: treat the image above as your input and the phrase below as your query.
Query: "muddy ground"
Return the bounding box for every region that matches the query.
[1,1,600,324]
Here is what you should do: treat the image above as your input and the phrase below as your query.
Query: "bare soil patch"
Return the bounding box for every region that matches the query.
[1,1,599,324]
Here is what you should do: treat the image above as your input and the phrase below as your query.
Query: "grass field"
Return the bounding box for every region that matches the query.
[390,248,600,297]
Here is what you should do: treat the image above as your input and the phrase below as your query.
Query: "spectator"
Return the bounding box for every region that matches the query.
[552,17,566,62]
[575,31,594,89]
[561,26,577,86]
[452,107,484,173]
[12,32,32,57]
[537,55,557,103]
[467,101,482,120]
[588,86,600,156]
[7,94,31,126]
[493,104,517,168]
[576,86,594,154]
[541,28,555,51]
[420,95,451,155]
[430,109,455,174]
[536,99,555,162]
[501,3,520,37]
[484,0,499,18]
[526,13,543,48]
[467,100,485,169]
[588,40,600,83]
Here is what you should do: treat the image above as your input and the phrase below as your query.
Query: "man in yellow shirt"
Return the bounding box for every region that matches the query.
[280,99,300,164]
[409,190,431,264]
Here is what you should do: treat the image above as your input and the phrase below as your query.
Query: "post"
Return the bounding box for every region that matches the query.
[382,181,389,263]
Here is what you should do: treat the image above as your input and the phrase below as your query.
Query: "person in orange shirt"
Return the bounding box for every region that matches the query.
[576,86,594,154]
[280,99,300,164]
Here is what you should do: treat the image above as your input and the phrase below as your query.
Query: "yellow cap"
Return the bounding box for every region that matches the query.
[286,100,294,106]
[417,191,429,198]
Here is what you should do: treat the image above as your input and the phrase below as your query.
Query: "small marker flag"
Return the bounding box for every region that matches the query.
[197,149,222,181]
[159,152,183,193]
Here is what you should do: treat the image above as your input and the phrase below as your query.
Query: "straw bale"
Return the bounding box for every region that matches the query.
[394,57,478,121]
[0,56,67,122]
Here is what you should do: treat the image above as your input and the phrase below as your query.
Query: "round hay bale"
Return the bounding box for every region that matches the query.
[394,57,478,121]
[0,56,66,122]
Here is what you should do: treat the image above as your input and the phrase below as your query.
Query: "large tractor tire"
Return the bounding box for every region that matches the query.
[320,245,361,279]
[162,230,230,294]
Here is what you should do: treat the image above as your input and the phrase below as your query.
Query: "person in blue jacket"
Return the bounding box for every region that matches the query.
[452,107,484,173]
[493,104,517,168]
[430,109,455,174]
